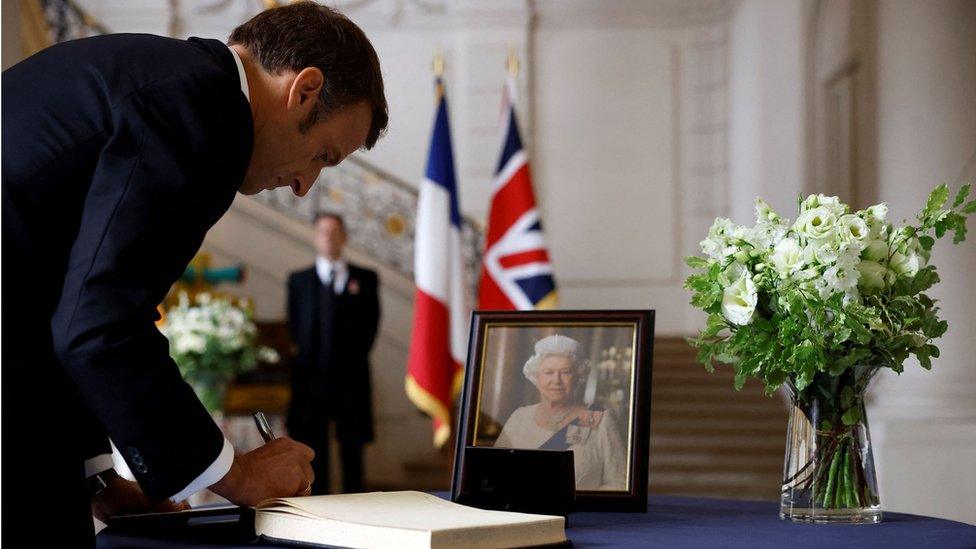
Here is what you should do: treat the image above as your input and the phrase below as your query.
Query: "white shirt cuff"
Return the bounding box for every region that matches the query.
[84,454,116,477]
[168,438,235,502]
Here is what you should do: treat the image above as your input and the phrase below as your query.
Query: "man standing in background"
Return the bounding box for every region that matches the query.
[287,212,380,494]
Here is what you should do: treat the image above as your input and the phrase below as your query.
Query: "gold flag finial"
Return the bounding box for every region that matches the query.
[432,47,445,77]
[507,46,519,78]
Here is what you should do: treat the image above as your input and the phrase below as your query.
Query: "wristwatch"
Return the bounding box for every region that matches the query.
[87,467,120,498]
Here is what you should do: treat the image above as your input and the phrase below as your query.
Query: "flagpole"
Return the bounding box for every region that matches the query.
[507,46,519,78]
[433,47,446,99]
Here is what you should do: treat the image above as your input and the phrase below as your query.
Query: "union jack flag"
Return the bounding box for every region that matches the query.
[478,79,558,310]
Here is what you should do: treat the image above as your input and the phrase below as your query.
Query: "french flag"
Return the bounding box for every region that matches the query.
[406,78,468,447]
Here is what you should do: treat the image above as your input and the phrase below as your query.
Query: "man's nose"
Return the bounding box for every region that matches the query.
[292,170,320,198]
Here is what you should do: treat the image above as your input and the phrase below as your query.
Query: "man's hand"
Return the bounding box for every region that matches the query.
[91,477,190,522]
[210,437,315,506]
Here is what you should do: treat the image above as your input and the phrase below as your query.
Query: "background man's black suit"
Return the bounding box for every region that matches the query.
[2,34,252,543]
[287,264,379,494]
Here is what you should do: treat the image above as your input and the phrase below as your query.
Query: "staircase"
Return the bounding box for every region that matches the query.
[649,338,787,501]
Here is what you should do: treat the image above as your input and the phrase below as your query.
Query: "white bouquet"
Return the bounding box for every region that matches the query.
[685,184,973,519]
[161,291,279,411]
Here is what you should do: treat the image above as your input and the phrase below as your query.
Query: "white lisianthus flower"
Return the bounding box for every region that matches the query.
[890,249,923,277]
[802,194,847,216]
[770,238,806,278]
[722,272,758,326]
[838,214,870,247]
[863,239,890,262]
[719,262,750,287]
[856,260,888,294]
[794,207,839,243]
[864,203,889,224]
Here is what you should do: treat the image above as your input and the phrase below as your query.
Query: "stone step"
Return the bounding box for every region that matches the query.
[650,452,783,469]
[649,420,785,437]
[650,401,787,417]
[650,434,784,452]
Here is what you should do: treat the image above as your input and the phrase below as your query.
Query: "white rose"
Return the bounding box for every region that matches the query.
[856,260,888,294]
[794,207,839,243]
[722,273,758,326]
[770,238,806,278]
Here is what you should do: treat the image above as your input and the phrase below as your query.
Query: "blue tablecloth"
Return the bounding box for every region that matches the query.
[97,494,976,548]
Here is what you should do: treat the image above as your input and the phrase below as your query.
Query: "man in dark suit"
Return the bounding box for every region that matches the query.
[287,212,380,495]
[1,3,387,545]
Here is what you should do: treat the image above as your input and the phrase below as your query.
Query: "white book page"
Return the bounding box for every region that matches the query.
[256,491,563,532]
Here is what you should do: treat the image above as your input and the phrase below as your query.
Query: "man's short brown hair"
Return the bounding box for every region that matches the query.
[229,2,388,149]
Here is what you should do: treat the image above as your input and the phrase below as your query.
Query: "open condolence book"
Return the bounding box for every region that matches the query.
[254,491,567,548]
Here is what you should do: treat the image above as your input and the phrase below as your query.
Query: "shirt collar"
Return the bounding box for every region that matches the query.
[316,256,346,279]
[227,45,250,102]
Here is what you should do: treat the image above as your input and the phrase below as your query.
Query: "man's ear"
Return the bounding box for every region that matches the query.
[287,67,325,110]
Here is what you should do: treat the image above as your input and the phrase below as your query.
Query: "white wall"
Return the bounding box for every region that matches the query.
[527,2,735,336]
[870,0,976,525]
[729,0,806,223]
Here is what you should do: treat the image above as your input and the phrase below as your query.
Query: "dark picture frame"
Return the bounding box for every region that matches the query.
[451,310,654,512]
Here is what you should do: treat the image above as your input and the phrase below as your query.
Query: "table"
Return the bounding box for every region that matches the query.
[97,494,976,548]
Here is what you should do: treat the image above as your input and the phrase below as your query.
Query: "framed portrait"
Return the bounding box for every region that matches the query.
[451,310,654,512]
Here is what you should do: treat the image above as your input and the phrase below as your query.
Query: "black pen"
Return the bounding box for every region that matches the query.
[253,411,277,443]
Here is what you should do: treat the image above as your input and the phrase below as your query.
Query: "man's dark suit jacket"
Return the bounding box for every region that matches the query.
[2,34,252,543]
[286,264,379,443]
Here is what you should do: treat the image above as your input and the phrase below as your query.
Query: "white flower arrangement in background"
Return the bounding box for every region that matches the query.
[160,291,279,411]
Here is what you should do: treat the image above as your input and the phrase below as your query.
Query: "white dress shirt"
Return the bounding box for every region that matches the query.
[84,44,249,501]
[316,256,349,294]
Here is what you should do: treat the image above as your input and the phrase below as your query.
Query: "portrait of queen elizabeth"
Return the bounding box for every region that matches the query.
[493,334,627,491]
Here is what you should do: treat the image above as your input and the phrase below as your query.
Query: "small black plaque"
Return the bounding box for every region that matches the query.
[453,446,576,519]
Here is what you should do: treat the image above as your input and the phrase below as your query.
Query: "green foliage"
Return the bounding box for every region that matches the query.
[685,184,973,405]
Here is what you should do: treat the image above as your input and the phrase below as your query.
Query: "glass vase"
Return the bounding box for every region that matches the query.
[780,369,881,524]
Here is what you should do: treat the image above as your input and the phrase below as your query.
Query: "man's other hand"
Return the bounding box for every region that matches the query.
[209,437,315,506]
[91,477,190,522]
